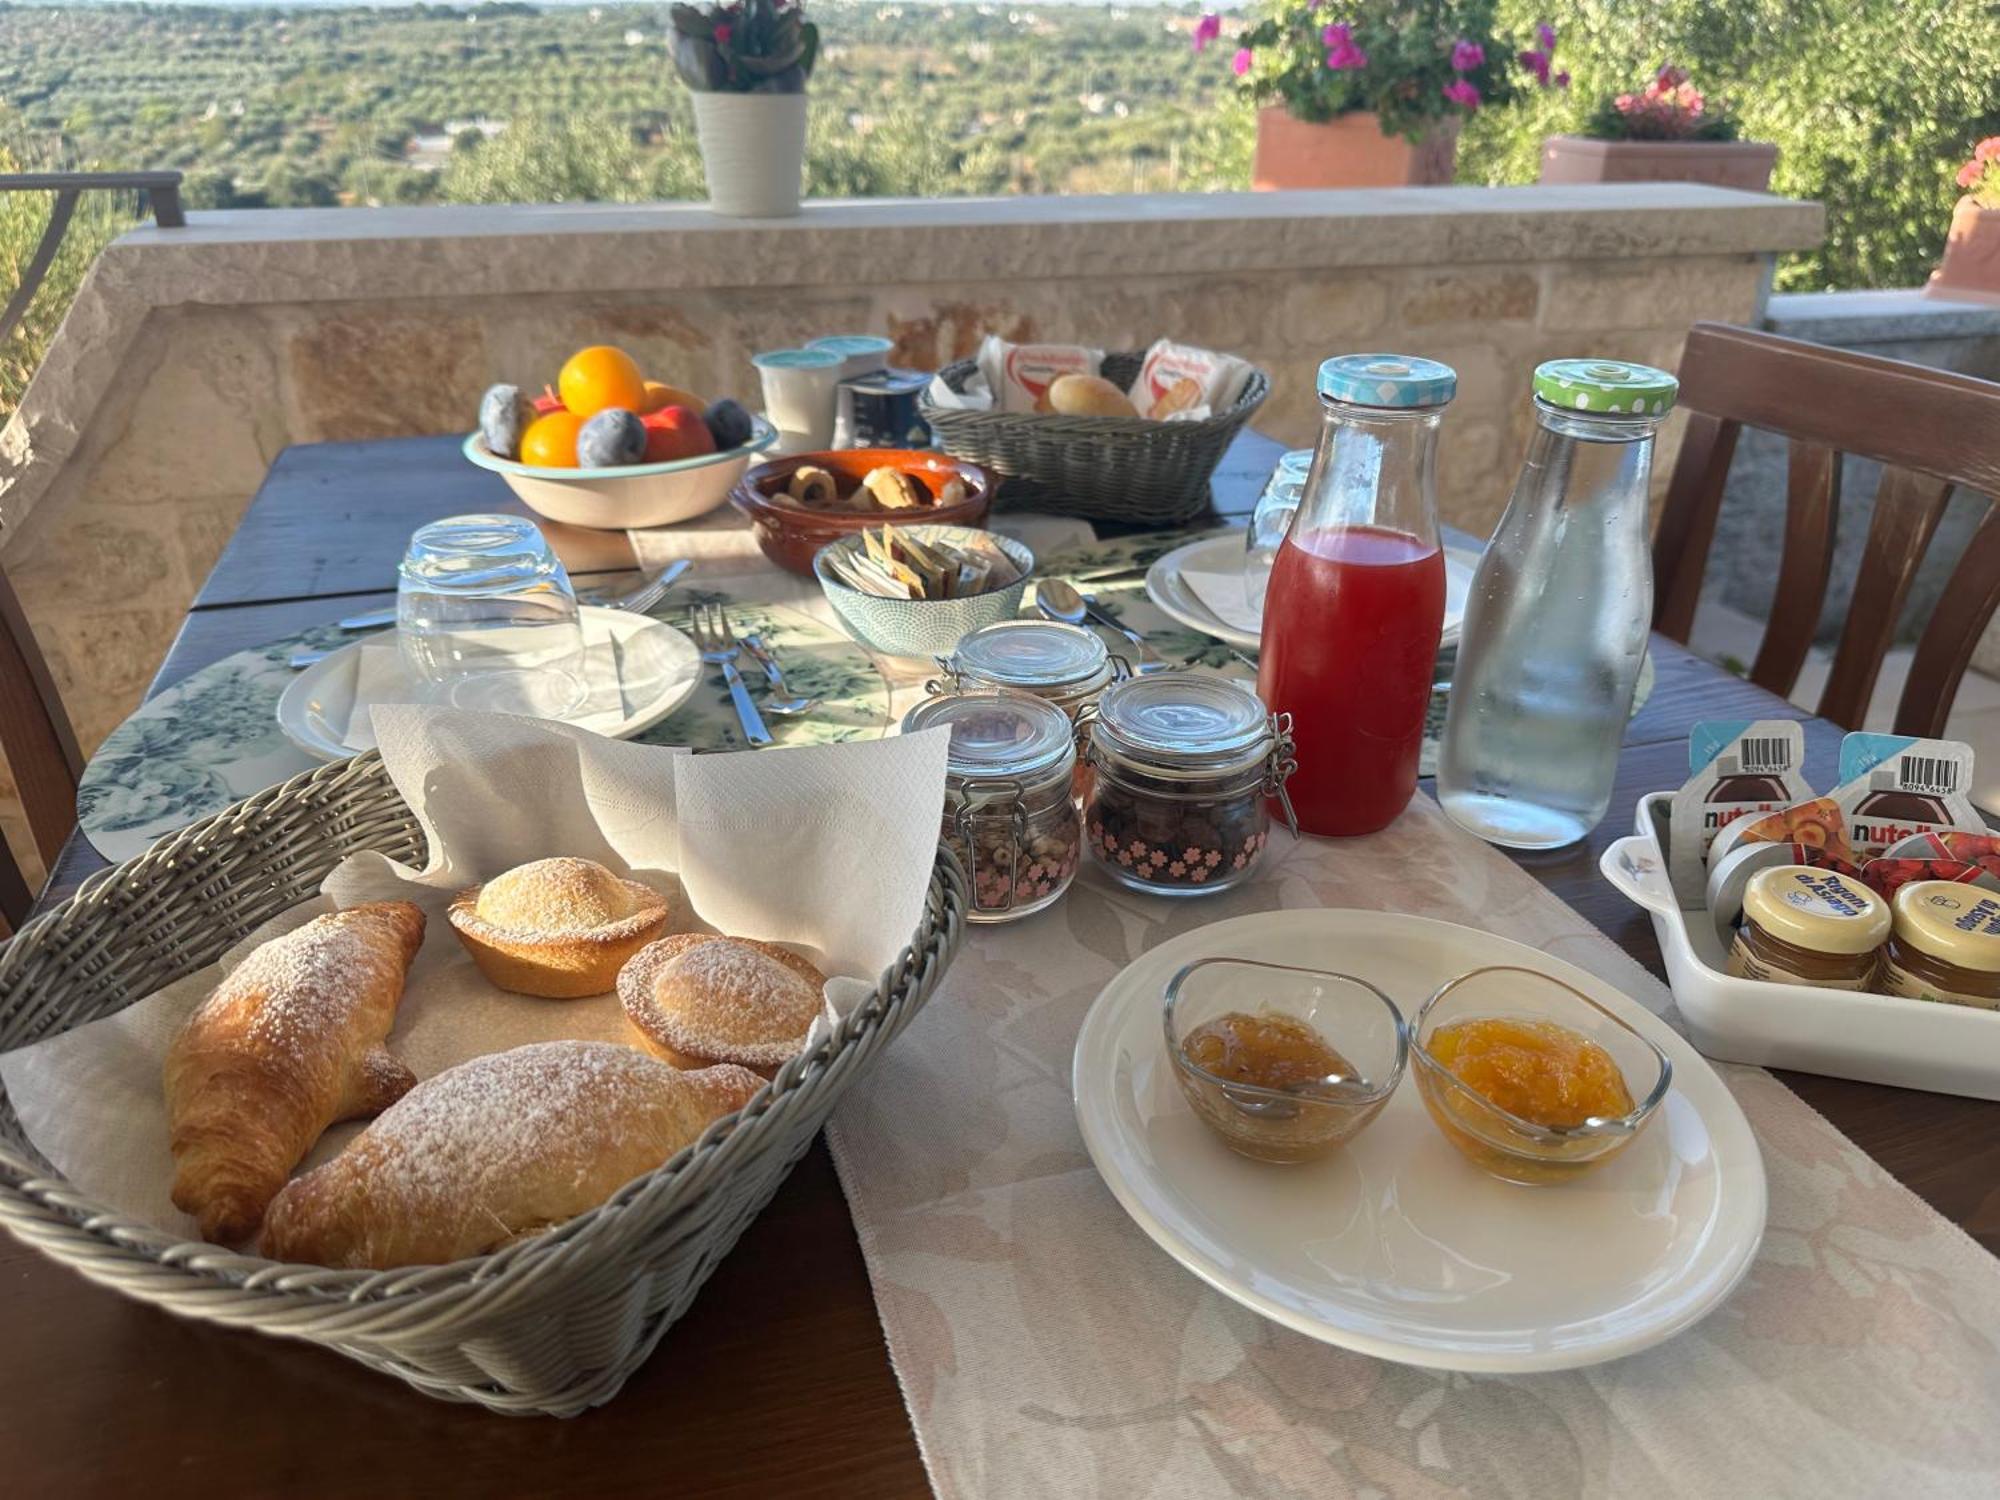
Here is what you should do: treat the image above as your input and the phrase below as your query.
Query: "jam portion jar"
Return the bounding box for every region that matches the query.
[1083,672,1295,896]
[902,687,1081,922]
[1725,864,1889,990]
[1880,880,2000,1009]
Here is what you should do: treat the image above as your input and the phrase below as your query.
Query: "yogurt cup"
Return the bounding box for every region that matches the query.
[753,347,844,453]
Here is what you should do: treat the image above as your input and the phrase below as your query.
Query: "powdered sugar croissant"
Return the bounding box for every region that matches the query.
[164,901,424,1243]
[261,1041,762,1269]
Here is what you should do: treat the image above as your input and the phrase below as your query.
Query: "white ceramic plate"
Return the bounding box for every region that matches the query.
[1071,909,1766,1373]
[1144,534,1479,652]
[277,605,702,760]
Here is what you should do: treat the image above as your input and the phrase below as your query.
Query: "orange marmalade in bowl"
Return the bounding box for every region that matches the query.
[1182,1011,1359,1093]
[1425,1017,1634,1129]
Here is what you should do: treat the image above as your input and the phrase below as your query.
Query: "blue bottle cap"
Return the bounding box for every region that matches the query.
[1316,354,1458,410]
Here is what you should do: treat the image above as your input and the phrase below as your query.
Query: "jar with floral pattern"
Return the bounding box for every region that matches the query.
[1083,672,1295,897]
[902,687,1082,921]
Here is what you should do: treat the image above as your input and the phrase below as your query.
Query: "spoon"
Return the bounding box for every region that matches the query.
[1036,577,1168,674]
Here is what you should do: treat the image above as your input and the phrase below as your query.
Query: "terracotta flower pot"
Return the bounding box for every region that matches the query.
[1537,135,1777,192]
[1252,107,1458,190]
[1926,197,2000,306]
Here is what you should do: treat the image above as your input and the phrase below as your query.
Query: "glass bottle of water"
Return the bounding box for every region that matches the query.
[1242,448,1313,614]
[1438,359,1679,849]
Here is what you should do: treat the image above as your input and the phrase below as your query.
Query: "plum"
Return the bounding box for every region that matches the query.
[478,383,532,460]
[577,407,647,467]
[704,397,755,451]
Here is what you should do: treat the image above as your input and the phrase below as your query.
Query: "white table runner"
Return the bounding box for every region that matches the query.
[826,795,2000,1498]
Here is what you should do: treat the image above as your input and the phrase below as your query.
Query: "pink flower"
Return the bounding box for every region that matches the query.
[1232,852,1247,869]
[1519,48,1552,87]
[1117,850,1133,866]
[1231,47,1253,77]
[1169,861,1186,876]
[1536,21,1556,51]
[1191,12,1220,54]
[1442,78,1480,111]
[1190,866,1210,883]
[1204,849,1222,867]
[1182,846,1202,863]
[1554,70,1570,89]
[1322,22,1367,70]
[1449,39,1484,72]
[714,21,733,45]
[1977,138,2000,162]
[1127,839,1147,857]
[1961,160,1985,189]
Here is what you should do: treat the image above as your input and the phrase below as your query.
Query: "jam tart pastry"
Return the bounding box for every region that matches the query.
[448,856,672,999]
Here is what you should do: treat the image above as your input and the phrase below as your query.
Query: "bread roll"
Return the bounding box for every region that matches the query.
[1048,373,1138,419]
[261,1041,762,1269]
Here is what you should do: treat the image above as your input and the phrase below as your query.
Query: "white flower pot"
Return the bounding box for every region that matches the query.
[690,91,808,218]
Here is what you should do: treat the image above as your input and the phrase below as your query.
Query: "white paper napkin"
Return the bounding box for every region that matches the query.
[0,706,951,1242]
[1179,552,1264,635]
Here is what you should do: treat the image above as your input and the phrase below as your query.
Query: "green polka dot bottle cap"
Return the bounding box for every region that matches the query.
[1317,354,1458,410]
[1533,358,1678,416]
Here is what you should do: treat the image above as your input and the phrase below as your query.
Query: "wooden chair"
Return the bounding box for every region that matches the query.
[1654,322,2000,736]
[0,561,81,934]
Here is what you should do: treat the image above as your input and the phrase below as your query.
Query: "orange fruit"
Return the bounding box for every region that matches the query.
[557,345,646,418]
[519,409,584,468]
[638,379,704,414]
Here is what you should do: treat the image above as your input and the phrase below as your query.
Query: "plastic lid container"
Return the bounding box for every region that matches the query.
[902,686,1074,785]
[1741,866,1890,955]
[1890,882,2000,972]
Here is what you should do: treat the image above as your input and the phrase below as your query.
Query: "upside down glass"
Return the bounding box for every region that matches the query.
[1242,448,1314,615]
[397,514,589,718]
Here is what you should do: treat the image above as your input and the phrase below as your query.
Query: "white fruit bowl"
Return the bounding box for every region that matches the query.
[462,416,778,531]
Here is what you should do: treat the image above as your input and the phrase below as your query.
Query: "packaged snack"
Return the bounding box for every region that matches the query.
[975,336,1105,415]
[1882,829,2000,881]
[1706,796,1859,873]
[1858,856,2000,905]
[1826,734,1981,861]
[1667,720,1812,907]
[1128,339,1254,422]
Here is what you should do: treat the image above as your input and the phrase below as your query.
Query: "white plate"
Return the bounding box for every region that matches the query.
[277,606,702,760]
[1144,534,1478,652]
[1071,909,1766,1373]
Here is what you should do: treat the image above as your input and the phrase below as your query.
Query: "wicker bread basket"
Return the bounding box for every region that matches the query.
[0,751,965,1417]
[920,349,1270,525]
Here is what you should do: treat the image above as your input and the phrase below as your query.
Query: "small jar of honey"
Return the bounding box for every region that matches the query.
[1879,881,2000,1010]
[1726,865,1889,991]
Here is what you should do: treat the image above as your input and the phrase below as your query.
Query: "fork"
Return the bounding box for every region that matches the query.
[688,603,773,747]
[740,632,820,716]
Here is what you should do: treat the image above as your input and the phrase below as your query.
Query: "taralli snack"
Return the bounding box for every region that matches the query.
[860,467,927,510]
[1129,338,1254,421]
[1048,373,1139,419]
[787,464,840,507]
[975,335,1105,414]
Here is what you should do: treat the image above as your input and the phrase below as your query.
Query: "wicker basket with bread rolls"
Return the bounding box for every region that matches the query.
[921,342,1269,525]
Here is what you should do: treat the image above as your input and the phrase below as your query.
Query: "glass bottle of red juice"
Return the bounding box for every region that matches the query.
[1257,354,1454,836]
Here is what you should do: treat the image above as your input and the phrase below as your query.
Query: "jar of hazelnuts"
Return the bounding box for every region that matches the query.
[1083,673,1295,897]
[902,687,1082,922]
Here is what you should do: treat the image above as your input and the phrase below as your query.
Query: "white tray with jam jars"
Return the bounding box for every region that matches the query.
[1603,794,2000,1100]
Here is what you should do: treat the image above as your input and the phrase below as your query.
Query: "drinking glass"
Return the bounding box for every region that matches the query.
[1241,448,1313,613]
[397,514,588,718]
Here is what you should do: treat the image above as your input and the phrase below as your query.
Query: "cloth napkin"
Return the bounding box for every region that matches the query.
[0,706,950,1243]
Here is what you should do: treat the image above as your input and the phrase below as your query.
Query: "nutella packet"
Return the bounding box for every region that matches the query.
[1827,733,1981,861]
[1707,796,1859,873]
[975,335,1104,414]
[1668,720,1812,907]
[1858,855,2000,904]
[1128,338,1254,422]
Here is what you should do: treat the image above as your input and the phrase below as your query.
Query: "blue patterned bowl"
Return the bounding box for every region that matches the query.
[813,526,1035,659]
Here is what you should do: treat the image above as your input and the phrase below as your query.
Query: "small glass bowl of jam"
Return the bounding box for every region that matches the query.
[1163,956,1406,1163]
[1410,966,1672,1186]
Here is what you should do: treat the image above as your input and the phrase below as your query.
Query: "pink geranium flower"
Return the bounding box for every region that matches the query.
[1191,12,1220,54]
[1232,46,1253,77]
[1442,78,1480,111]
[1321,21,1366,70]
[1450,39,1484,72]
[1978,137,2000,162]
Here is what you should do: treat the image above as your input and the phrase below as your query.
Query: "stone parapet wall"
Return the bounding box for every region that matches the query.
[0,187,1820,778]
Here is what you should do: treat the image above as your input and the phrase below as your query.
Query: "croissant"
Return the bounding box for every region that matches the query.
[165,901,425,1243]
[261,1041,762,1269]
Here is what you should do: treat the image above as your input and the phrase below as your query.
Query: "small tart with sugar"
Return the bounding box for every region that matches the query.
[619,933,828,1076]
[448,856,671,999]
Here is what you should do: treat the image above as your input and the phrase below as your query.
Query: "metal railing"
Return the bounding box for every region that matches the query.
[0,170,184,349]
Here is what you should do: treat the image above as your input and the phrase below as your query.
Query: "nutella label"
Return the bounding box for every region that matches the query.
[1669,720,1812,907]
[1828,734,1981,861]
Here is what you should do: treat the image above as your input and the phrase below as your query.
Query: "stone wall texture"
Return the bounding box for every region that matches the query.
[0,187,1821,874]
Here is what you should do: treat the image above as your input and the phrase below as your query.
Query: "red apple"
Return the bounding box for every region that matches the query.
[642,405,717,463]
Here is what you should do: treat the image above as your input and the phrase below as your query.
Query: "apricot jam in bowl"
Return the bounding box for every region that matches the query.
[1163,957,1406,1164]
[1410,965,1672,1186]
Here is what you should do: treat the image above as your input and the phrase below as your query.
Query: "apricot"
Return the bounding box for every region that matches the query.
[558,346,646,418]
[638,379,704,414]
[519,409,584,468]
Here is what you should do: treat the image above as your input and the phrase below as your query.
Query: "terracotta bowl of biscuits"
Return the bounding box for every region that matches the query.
[730,448,994,576]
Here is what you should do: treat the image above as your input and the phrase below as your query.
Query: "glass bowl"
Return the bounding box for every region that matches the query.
[1162,957,1407,1164]
[1410,965,1673,1186]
